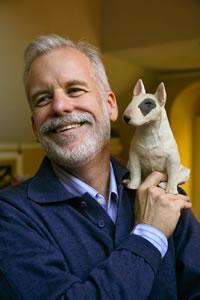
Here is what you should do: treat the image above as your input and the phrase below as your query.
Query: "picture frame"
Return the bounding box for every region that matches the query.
[0,152,22,188]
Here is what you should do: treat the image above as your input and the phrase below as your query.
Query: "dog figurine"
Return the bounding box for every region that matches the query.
[122,79,190,194]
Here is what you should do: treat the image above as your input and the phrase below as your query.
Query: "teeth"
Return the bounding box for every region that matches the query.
[55,123,81,133]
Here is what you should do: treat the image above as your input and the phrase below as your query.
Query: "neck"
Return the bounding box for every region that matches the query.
[56,144,111,204]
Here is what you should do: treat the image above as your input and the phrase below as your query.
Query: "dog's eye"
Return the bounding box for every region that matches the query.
[143,99,155,107]
[138,98,156,116]
[145,101,153,106]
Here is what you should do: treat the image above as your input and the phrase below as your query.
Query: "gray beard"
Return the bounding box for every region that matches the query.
[38,108,111,168]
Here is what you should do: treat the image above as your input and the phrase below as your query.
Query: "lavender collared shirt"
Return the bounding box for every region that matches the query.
[52,162,168,257]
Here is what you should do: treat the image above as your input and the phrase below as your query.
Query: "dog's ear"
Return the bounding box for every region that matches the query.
[133,79,146,96]
[155,82,166,106]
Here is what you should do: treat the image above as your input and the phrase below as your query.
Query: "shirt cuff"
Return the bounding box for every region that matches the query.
[131,224,168,258]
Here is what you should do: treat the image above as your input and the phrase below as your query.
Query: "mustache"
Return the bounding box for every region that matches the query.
[39,112,95,136]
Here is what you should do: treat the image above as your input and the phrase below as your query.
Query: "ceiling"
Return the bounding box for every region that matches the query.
[102,0,200,73]
[109,39,200,72]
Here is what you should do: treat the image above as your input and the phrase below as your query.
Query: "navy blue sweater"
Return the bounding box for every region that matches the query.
[0,157,200,299]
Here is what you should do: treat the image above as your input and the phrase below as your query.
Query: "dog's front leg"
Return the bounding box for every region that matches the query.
[124,151,142,189]
[166,155,180,194]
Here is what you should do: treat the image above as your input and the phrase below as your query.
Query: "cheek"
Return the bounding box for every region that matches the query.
[32,108,49,129]
[33,115,41,129]
[78,100,101,119]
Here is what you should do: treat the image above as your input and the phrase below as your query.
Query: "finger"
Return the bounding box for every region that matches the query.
[176,199,192,209]
[165,193,190,202]
[139,171,167,190]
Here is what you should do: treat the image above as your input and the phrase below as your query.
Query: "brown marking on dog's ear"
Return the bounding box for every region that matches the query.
[155,82,166,106]
[133,79,146,96]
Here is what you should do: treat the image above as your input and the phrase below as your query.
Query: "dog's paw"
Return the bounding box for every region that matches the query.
[122,178,140,190]
[158,182,167,190]
[122,178,130,186]
[166,187,178,195]
[126,181,140,190]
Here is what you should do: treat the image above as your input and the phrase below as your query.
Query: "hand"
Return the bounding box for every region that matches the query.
[134,171,192,238]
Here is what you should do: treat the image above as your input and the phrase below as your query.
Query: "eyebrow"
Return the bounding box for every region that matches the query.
[66,80,89,89]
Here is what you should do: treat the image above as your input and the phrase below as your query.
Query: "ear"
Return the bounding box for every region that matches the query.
[106,91,118,122]
[155,82,166,106]
[133,79,146,96]
[31,116,40,142]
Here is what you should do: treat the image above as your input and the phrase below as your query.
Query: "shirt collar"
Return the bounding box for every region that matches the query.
[52,162,118,206]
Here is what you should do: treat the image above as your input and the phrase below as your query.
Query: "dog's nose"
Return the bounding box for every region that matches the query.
[123,115,131,124]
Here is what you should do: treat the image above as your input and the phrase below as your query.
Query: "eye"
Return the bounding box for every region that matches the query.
[34,95,52,107]
[143,99,155,108]
[67,87,85,97]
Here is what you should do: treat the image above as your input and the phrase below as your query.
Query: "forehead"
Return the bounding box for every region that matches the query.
[28,47,94,89]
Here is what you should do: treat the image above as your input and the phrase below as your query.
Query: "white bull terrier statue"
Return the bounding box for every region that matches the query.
[122,79,190,194]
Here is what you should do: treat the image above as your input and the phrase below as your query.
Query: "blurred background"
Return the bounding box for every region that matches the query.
[0,0,200,219]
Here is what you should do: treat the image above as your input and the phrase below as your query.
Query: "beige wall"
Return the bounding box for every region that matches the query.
[0,0,102,143]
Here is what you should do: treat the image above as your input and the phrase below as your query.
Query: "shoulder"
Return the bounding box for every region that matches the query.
[172,207,200,254]
[174,187,200,245]
[0,178,31,202]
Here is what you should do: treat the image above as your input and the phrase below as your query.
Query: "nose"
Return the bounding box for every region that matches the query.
[51,90,74,116]
[123,114,131,124]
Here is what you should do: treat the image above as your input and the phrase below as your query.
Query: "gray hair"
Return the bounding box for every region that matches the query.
[23,34,111,107]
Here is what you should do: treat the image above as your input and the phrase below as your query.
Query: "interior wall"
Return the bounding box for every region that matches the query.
[0,0,102,143]
[164,78,200,219]
[1,1,199,190]
[193,116,200,220]
[0,0,160,165]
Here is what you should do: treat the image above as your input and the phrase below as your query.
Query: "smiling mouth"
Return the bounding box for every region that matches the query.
[52,122,85,134]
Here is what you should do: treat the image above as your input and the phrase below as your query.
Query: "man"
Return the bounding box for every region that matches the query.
[0,34,199,299]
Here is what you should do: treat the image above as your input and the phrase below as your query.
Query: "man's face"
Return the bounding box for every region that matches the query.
[28,47,118,167]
